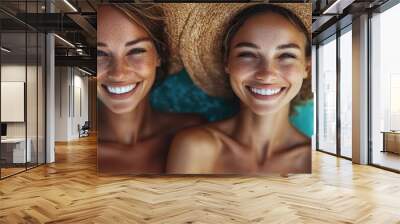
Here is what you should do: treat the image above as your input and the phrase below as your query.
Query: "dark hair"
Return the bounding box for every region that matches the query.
[222,4,312,115]
[113,3,169,85]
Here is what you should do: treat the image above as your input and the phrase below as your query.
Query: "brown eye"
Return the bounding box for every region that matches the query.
[127,48,146,56]
[279,53,297,60]
[97,50,108,57]
[237,52,257,58]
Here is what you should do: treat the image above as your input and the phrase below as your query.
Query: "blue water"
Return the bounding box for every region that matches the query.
[150,69,314,137]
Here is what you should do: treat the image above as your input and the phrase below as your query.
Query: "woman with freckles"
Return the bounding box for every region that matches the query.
[167,4,312,174]
[97,4,203,174]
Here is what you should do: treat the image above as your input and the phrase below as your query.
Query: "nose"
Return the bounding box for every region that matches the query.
[254,60,279,82]
[107,57,129,81]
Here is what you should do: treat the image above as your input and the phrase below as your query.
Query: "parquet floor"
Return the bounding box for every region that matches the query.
[1,167,26,178]
[373,151,400,171]
[0,135,400,223]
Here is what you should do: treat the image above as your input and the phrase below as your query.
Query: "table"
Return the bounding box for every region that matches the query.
[381,131,400,154]
[1,138,31,163]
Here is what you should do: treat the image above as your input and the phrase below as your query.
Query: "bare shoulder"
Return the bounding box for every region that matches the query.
[292,126,312,145]
[291,143,311,158]
[288,128,311,163]
[263,143,311,174]
[288,128,311,158]
[287,143,312,173]
[268,127,311,174]
[166,126,222,174]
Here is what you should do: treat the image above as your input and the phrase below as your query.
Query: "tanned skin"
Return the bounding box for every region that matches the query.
[97,5,204,174]
[167,12,311,174]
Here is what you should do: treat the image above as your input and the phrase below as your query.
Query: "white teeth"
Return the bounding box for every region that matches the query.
[250,87,282,96]
[106,83,137,94]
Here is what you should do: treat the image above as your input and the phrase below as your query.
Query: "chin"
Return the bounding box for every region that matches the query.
[103,101,138,114]
[248,103,287,116]
[251,108,281,116]
[109,107,134,114]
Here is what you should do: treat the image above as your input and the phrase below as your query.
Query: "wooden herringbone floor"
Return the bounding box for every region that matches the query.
[0,135,400,224]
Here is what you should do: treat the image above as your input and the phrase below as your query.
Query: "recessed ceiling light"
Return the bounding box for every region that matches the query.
[78,67,93,76]
[54,34,75,48]
[322,0,355,15]
[1,47,11,53]
[63,0,78,12]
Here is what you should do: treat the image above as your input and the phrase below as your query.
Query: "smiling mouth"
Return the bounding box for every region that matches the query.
[106,83,137,95]
[249,87,283,96]
[102,82,141,98]
[245,85,287,101]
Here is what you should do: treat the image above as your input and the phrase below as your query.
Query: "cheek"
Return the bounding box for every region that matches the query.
[97,85,108,104]
[97,59,109,73]
[282,68,306,97]
[96,72,108,84]
[228,59,257,84]
[280,63,306,83]
[127,53,158,79]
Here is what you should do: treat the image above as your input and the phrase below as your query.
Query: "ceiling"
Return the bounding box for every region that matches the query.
[312,0,390,42]
[0,0,395,73]
[0,0,97,73]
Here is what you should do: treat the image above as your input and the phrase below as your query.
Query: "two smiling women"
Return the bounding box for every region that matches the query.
[97,3,312,175]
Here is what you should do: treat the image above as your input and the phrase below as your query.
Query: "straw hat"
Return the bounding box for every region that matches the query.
[159,3,197,74]
[179,3,312,97]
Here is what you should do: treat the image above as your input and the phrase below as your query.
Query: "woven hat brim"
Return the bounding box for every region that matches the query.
[159,3,197,74]
[179,3,312,97]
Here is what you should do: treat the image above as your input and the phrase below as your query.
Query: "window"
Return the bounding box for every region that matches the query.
[317,35,337,154]
[370,2,400,171]
[339,27,352,158]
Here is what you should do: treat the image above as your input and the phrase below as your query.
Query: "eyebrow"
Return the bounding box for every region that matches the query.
[125,37,152,47]
[97,37,152,47]
[234,42,302,50]
[277,43,301,50]
[234,42,259,49]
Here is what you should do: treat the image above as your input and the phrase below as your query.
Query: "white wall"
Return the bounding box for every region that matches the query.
[72,73,89,138]
[55,67,69,141]
[54,67,89,141]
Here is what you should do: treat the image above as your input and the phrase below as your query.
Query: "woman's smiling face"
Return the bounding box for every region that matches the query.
[97,5,160,114]
[225,12,310,115]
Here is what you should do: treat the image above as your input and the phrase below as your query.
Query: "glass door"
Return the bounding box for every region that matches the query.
[317,35,337,155]
[0,0,46,179]
[1,30,28,178]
